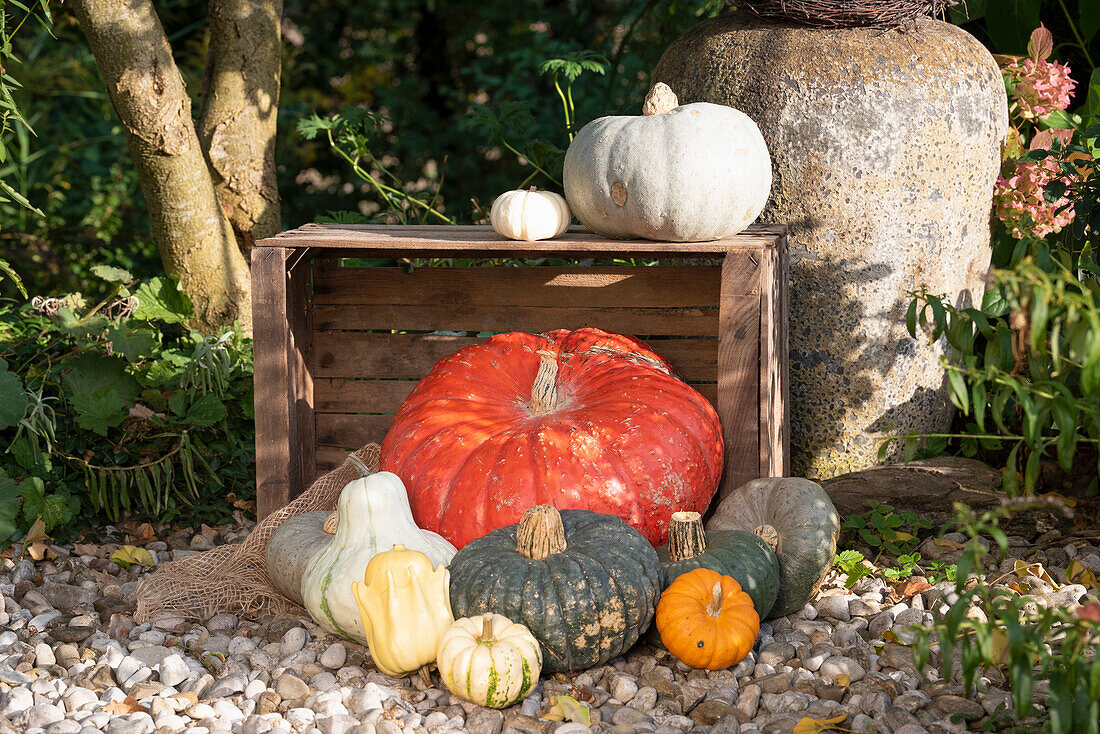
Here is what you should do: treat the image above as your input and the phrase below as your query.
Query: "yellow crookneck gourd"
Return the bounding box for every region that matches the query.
[352,544,455,681]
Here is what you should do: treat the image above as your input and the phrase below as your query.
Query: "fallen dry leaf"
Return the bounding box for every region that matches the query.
[793,713,848,734]
[200,524,218,540]
[111,545,154,569]
[226,493,256,513]
[1066,560,1100,590]
[22,517,52,561]
[894,578,933,599]
[1015,560,1060,590]
[542,696,591,726]
[104,696,147,715]
[123,522,156,545]
[934,538,966,552]
[834,673,851,687]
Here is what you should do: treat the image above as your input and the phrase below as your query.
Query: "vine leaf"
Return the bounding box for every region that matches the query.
[70,389,126,437]
[0,369,29,430]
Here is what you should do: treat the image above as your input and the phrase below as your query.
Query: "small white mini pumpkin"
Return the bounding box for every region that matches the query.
[436,613,542,709]
[490,187,571,241]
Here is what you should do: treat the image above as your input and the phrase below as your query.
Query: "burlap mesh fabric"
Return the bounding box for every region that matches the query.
[135,445,380,624]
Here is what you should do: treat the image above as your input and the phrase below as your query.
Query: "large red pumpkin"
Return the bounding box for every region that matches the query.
[379,328,723,548]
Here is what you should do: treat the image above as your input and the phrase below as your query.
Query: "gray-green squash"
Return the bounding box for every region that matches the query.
[706,478,840,618]
[447,505,661,672]
[657,510,779,618]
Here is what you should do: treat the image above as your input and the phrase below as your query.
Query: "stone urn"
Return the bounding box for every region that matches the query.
[653,13,1008,479]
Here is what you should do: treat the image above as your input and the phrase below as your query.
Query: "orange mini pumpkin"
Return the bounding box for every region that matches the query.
[655,567,760,669]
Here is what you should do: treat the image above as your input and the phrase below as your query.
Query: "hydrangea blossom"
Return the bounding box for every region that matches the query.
[994,156,1075,240]
[1003,56,1077,120]
[993,25,1078,240]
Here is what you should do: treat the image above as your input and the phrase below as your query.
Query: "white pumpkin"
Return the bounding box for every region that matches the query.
[437,613,542,709]
[563,82,772,242]
[490,187,571,241]
[301,456,457,642]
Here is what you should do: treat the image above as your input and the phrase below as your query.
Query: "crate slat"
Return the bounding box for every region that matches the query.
[313,304,719,337]
[313,331,721,382]
[313,265,723,309]
[316,413,394,448]
[313,379,719,415]
[261,223,786,255]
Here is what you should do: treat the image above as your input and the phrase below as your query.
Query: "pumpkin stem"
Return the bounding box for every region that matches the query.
[706,582,724,617]
[517,505,567,560]
[323,512,338,534]
[668,511,707,562]
[478,613,495,643]
[417,665,432,687]
[528,351,562,416]
[754,524,780,553]
[528,186,537,192]
[348,454,373,478]
[643,83,679,115]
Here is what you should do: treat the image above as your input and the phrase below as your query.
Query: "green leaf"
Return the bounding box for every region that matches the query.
[56,308,108,339]
[63,353,140,403]
[70,389,127,436]
[106,326,158,363]
[1024,448,1041,490]
[1081,0,1100,43]
[982,288,1011,317]
[985,1,1041,54]
[133,277,193,323]
[168,390,188,417]
[184,393,227,427]
[0,257,27,298]
[0,178,44,217]
[0,369,29,429]
[1084,68,1100,119]
[1057,429,1078,473]
[947,369,970,414]
[142,359,187,388]
[0,475,22,544]
[91,264,133,283]
[19,478,75,532]
[973,382,987,431]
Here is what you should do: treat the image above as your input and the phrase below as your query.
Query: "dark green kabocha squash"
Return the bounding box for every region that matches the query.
[706,478,840,618]
[656,510,779,618]
[447,505,661,672]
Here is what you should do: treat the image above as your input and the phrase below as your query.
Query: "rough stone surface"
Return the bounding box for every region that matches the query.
[653,13,1009,478]
[822,457,1002,526]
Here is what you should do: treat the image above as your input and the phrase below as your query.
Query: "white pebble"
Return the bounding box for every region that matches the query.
[319,644,346,670]
[280,628,308,656]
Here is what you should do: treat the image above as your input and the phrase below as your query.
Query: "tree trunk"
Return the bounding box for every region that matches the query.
[70,0,252,334]
[199,0,284,255]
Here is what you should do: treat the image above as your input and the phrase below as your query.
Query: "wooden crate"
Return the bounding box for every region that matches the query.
[252,224,790,520]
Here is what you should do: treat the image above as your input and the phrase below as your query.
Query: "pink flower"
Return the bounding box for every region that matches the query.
[994,155,1075,240]
[1075,602,1100,623]
[1003,57,1077,120]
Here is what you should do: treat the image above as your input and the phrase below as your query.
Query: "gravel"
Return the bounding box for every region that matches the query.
[0,519,1092,734]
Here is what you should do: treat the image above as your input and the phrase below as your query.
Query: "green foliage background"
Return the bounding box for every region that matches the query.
[2,0,724,298]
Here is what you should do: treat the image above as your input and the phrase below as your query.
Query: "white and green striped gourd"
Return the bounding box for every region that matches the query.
[300,456,456,643]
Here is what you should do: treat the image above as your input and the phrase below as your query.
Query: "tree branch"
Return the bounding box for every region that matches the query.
[199,0,284,255]
[69,0,252,334]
